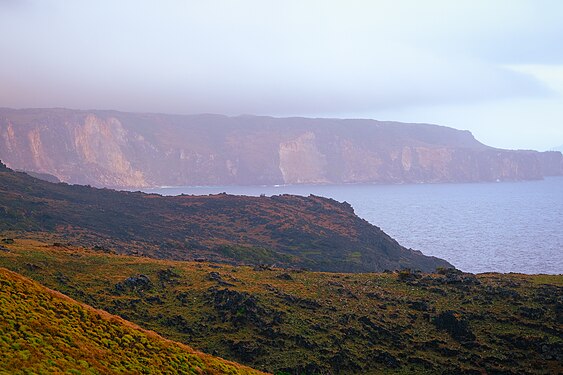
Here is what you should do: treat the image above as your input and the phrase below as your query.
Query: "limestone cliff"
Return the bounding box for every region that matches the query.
[0,108,561,188]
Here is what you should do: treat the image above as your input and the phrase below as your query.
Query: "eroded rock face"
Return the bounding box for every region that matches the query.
[538,151,563,176]
[0,111,147,187]
[279,132,328,184]
[1,108,561,188]
[72,115,146,187]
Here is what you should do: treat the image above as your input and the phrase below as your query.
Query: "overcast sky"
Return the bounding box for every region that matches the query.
[1,0,562,150]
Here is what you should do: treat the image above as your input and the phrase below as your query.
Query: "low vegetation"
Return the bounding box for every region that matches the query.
[0,162,450,272]
[1,239,561,374]
[0,266,266,374]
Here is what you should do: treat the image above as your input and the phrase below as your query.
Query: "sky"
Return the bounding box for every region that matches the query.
[1,0,562,151]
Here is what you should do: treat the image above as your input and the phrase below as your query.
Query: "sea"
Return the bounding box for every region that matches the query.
[143,177,563,275]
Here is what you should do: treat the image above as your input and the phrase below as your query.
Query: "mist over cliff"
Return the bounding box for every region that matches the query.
[1,108,561,188]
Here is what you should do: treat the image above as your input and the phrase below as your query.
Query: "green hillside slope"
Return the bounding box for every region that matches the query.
[0,266,266,375]
[1,239,561,374]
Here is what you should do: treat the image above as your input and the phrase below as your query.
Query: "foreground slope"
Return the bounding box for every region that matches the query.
[0,162,450,272]
[0,267,265,375]
[1,240,561,374]
[1,108,561,188]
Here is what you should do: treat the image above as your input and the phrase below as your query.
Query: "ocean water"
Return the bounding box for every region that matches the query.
[144,177,563,274]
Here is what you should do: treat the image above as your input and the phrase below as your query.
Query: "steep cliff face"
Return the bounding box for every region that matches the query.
[0,108,561,187]
[0,110,147,187]
[538,151,563,176]
[279,132,328,183]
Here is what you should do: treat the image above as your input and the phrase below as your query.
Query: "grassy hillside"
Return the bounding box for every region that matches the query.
[0,266,266,375]
[1,239,561,374]
[0,162,450,272]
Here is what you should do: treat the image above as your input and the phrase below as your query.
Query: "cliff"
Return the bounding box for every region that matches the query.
[0,163,451,272]
[538,151,563,176]
[1,108,561,188]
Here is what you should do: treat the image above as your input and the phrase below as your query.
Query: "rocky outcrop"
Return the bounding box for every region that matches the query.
[1,108,561,187]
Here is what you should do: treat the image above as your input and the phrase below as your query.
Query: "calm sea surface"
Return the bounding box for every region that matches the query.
[143,177,563,274]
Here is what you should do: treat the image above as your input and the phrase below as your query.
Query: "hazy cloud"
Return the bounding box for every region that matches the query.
[0,0,562,149]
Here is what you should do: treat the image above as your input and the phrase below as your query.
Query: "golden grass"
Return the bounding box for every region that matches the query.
[0,266,268,375]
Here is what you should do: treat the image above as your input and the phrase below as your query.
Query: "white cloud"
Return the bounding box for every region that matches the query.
[506,65,563,93]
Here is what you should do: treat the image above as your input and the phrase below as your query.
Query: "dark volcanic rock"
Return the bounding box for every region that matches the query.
[519,306,546,320]
[161,314,193,334]
[409,300,431,311]
[157,268,181,285]
[227,339,265,362]
[114,274,153,293]
[207,287,282,328]
[279,292,321,310]
[25,263,41,271]
[208,272,235,287]
[434,268,481,286]
[433,311,476,342]
[276,272,293,281]
[372,350,401,369]
[358,316,401,343]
